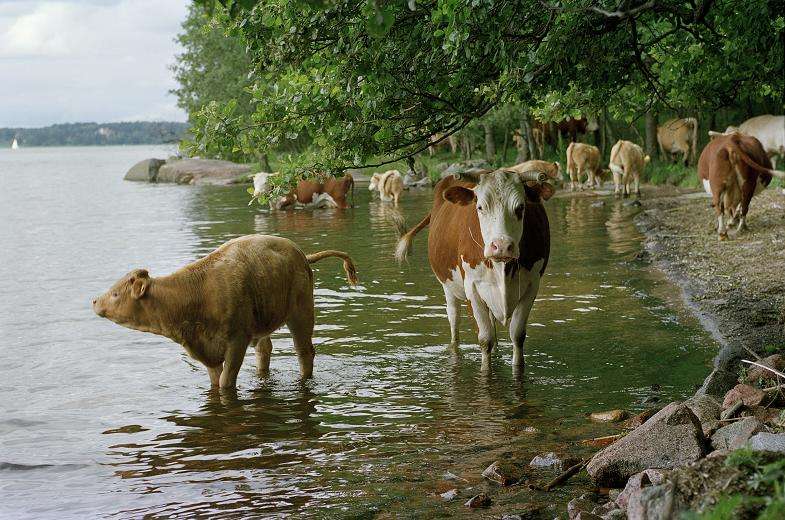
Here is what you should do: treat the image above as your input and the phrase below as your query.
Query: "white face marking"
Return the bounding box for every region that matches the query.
[369,174,380,191]
[472,171,527,261]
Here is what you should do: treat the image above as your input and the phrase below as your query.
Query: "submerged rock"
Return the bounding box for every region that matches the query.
[710,417,765,451]
[722,384,766,409]
[464,493,491,508]
[586,402,705,487]
[590,410,629,423]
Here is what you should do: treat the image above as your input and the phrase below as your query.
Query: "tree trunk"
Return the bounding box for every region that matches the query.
[501,124,510,166]
[517,115,530,162]
[600,108,607,156]
[483,122,496,162]
[523,115,536,159]
[259,153,272,172]
[644,110,657,157]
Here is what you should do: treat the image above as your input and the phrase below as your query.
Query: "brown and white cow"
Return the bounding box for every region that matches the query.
[369,169,404,206]
[566,142,604,190]
[657,117,698,166]
[394,168,554,371]
[609,140,649,198]
[277,174,354,210]
[698,132,785,240]
[723,115,785,169]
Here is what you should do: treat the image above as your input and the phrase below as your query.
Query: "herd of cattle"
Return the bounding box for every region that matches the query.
[93,113,784,389]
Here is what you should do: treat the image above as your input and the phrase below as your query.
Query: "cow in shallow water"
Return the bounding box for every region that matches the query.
[395,168,554,370]
[369,170,404,206]
[698,132,785,240]
[278,174,355,210]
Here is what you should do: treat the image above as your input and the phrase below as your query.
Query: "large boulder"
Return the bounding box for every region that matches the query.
[586,402,706,487]
[124,158,165,182]
[439,159,490,178]
[157,158,251,185]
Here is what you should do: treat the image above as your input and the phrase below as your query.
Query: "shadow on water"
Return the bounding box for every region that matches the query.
[0,148,717,518]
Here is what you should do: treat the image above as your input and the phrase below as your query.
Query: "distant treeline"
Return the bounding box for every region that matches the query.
[1,122,189,147]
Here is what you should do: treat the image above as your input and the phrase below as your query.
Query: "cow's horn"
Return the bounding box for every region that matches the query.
[453,168,490,183]
[517,170,548,183]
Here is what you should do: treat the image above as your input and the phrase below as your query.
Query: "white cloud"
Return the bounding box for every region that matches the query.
[0,0,189,126]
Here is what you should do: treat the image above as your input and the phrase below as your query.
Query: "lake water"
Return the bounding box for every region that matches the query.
[0,146,716,518]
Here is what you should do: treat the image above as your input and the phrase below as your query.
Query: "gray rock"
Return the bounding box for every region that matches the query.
[710,417,765,451]
[684,394,721,436]
[586,402,705,487]
[696,368,738,398]
[748,432,785,453]
[615,469,669,510]
[440,160,490,178]
[592,502,618,515]
[157,158,251,185]
[575,513,604,520]
[626,482,675,520]
[601,510,627,520]
[124,158,165,182]
[481,460,518,486]
[440,488,458,501]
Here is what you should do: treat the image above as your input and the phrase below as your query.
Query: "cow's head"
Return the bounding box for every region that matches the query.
[443,168,554,262]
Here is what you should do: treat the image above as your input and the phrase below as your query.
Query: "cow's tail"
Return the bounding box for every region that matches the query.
[609,141,622,168]
[565,142,575,173]
[393,213,430,264]
[306,251,358,285]
[685,117,698,165]
[644,155,651,165]
[726,143,785,178]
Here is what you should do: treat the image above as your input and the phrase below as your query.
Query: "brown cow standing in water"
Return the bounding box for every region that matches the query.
[395,168,553,371]
[276,174,355,209]
[698,132,784,240]
[93,235,357,389]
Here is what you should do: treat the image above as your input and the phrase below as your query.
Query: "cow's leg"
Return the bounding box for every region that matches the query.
[468,295,495,370]
[207,364,223,388]
[442,284,461,348]
[611,165,622,197]
[255,336,273,376]
[287,305,316,379]
[509,284,538,371]
[634,172,641,198]
[682,148,689,167]
[219,341,248,389]
[569,168,578,191]
[713,188,728,240]
[736,185,754,233]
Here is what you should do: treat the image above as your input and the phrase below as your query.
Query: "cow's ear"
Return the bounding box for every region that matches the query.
[443,186,476,205]
[525,181,555,201]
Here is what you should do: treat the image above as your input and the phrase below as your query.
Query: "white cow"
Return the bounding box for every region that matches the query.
[725,115,785,169]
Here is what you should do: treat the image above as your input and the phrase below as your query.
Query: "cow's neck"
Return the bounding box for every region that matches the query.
[141,273,204,341]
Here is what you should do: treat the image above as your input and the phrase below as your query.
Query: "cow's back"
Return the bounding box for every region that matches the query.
[698,133,772,182]
[324,174,353,208]
[739,115,785,152]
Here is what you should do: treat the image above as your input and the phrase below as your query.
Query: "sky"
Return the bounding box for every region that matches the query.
[0,0,190,127]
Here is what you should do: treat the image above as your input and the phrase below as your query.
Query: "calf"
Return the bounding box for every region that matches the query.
[369,170,404,206]
[566,142,604,190]
[92,235,358,389]
[395,167,554,371]
[698,133,784,240]
[657,117,698,166]
[609,140,649,198]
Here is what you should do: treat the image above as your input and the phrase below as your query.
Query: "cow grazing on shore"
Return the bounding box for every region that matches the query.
[609,140,649,198]
[657,117,698,166]
[278,174,354,210]
[369,170,405,206]
[566,142,604,190]
[723,115,785,169]
[394,167,554,370]
[698,133,785,240]
[92,235,358,389]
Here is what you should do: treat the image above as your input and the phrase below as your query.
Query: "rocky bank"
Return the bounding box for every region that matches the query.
[125,157,252,185]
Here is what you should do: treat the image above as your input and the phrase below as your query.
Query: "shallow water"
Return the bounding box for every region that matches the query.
[0,146,716,518]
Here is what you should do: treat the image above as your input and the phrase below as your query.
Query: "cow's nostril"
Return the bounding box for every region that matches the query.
[506,244,513,252]
[490,243,498,251]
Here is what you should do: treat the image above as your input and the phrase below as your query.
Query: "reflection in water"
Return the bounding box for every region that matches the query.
[0,147,715,518]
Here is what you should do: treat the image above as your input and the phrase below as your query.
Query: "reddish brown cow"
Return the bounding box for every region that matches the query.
[277,174,354,209]
[699,133,784,240]
[395,168,553,371]
[532,117,589,145]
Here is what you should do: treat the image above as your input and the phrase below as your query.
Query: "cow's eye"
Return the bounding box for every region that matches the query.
[476,204,483,212]
[112,292,118,298]
[515,204,525,219]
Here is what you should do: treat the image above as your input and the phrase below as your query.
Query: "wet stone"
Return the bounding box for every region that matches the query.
[464,493,491,508]
[710,417,765,451]
[529,452,563,470]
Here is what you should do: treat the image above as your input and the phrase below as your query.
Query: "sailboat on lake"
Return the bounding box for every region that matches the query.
[11,137,19,150]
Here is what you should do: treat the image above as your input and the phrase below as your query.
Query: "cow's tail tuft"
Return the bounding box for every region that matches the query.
[644,155,651,165]
[394,213,430,264]
[306,250,358,285]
